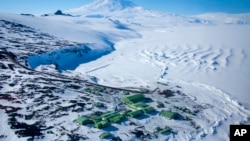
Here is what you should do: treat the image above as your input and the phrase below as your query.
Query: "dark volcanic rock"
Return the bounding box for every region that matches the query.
[54,10,73,17]
[8,113,44,139]
[159,89,175,98]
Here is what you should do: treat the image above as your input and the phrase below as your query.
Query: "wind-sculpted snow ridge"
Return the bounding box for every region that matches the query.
[138,45,244,72]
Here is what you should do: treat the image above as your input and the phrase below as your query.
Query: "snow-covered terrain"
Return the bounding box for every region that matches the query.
[1,0,250,140]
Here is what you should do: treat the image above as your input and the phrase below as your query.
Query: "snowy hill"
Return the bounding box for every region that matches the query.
[0,0,250,140]
[66,0,195,26]
[67,0,137,14]
[66,0,250,25]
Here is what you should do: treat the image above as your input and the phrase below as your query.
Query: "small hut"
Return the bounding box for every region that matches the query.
[109,114,126,123]
[99,132,112,139]
[122,93,144,104]
[94,120,110,129]
[142,106,156,113]
[127,110,143,118]
[129,102,148,110]
[159,126,172,134]
[75,116,92,125]
[160,110,178,119]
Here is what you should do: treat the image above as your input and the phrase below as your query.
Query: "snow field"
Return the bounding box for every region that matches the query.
[1,0,250,140]
[76,25,250,108]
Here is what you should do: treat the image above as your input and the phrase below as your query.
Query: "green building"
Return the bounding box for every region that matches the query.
[159,126,172,134]
[122,93,145,104]
[99,132,112,139]
[123,110,132,116]
[90,114,102,121]
[94,120,110,129]
[160,110,178,119]
[127,110,143,118]
[101,111,120,120]
[109,114,126,123]
[75,116,92,125]
[142,106,156,113]
[128,102,149,110]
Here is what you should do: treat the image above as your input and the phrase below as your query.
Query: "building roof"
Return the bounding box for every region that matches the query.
[99,132,112,139]
[142,106,156,113]
[159,126,172,134]
[101,111,120,120]
[127,110,143,118]
[122,93,144,104]
[94,120,110,129]
[75,116,92,125]
[160,110,178,119]
[109,114,125,123]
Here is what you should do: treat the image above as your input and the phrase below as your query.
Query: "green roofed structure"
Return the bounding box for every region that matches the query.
[123,110,132,116]
[109,114,126,123]
[101,111,126,123]
[75,116,92,125]
[128,102,148,110]
[94,120,110,129]
[127,110,143,118]
[90,115,102,122]
[99,132,112,139]
[159,126,172,134]
[122,93,144,104]
[142,106,156,113]
[160,110,178,119]
[101,111,119,120]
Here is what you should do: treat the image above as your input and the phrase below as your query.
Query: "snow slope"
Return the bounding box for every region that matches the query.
[75,24,250,108]
[0,11,140,69]
[67,0,137,14]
